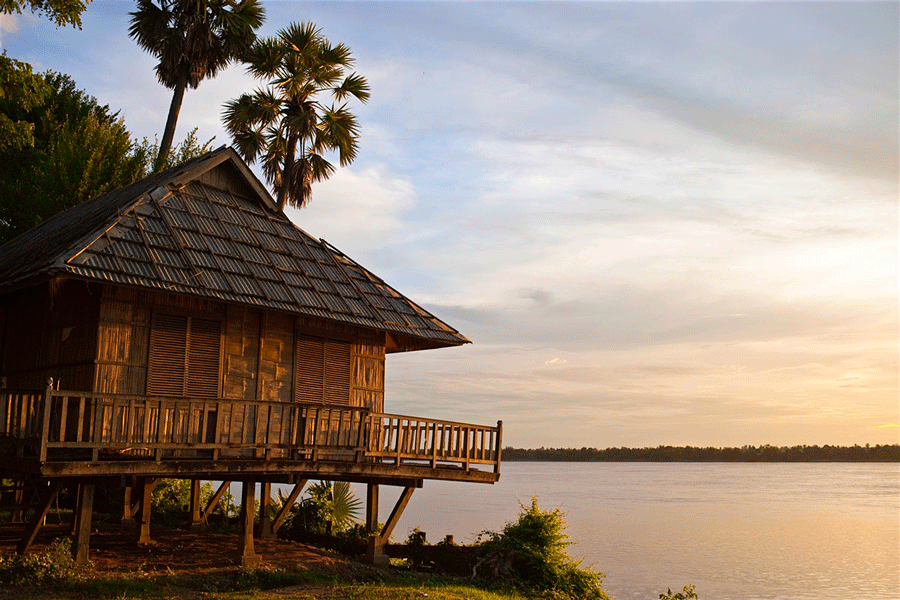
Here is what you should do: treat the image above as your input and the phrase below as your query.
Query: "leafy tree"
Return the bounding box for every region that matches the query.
[223,21,370,211]
[0,0,90,28]
[0,54,213,244]
[474,497,610,600]
[0,54,149,243]
[128,0,264,171]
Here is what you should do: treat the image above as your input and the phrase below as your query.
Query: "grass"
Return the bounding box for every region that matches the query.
[0,556,531,600]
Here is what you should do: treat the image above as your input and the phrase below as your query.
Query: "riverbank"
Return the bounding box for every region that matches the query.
[0,523,528,600]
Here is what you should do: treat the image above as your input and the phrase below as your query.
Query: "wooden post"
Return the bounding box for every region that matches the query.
[238,481,261,567]
[137,477,154,544]
[366,485,415,566]
[188,479,204,530]
[39,379,53,463]
[257,481,272,539]
[365,483,379,532]
[494,420,503,473]
[73,483,94,566]
[121,484,135,526]
[18,480,62,554]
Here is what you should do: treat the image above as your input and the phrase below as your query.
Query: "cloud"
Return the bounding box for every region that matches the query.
[874,424,900,429]
[284,165,416,255]
[0,12,21,44]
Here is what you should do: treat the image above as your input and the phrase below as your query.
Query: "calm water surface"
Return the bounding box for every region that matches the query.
[360,463,899,600]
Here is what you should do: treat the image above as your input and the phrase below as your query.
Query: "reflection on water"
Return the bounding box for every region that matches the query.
[316,463,898,600]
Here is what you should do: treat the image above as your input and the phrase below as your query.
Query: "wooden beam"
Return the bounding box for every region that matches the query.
[202,480,232,522]
[238,482,261,567]
[377,486,415,545]
[17,480,62,554]
[188,479,203,530]
[137,477,155,544]
[72,483,94,566]
[365,483,379,532]
[271,480,306,534]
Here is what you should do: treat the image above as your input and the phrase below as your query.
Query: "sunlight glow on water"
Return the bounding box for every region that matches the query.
[338,463,900,600]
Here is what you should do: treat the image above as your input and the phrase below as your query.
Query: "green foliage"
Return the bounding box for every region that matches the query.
[0,0,90,28]
[0,55,150,243]
[0,53,217,244]
[137,126,216,172]
[474,498,610,600]
[660,584,699,600]
[150,478,223,525]
[304,480,363,535]
[233,564,318,591]
[0,538,77,585]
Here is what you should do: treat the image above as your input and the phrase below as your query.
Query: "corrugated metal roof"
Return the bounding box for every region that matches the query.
[0,147,469,348]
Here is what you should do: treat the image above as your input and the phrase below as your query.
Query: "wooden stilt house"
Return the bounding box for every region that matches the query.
[0,147,501,565]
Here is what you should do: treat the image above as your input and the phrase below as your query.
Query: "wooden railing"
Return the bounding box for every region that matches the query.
[0,386,502,474]
[366,414,502,472]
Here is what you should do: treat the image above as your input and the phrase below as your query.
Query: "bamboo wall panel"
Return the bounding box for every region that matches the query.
[350,331,385,411]
[223,305,259,400]
[95,295,151,394]
[258,312,293,402]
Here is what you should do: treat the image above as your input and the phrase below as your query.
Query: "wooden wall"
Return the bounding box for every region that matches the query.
[94,284,386,412]
[0,279,99,390]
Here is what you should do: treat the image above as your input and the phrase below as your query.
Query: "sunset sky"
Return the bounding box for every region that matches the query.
[2,1,897,448]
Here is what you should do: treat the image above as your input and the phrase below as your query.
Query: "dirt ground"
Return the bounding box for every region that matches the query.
[0,520,381,591]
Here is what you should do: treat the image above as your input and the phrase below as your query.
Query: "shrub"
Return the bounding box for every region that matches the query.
[474,498,610,600]
[660,584,699,600]
[0,538,77,585]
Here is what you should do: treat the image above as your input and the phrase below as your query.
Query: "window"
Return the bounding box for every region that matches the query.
[294,333,350,405]
[147,313,222,397]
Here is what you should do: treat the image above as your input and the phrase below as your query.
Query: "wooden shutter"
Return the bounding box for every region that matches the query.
[147,314,187,396]
[186,317,222,398]
[324,340,351,405]
[295,334,324,404]
[294,333,350,405]
[147,313,221,398]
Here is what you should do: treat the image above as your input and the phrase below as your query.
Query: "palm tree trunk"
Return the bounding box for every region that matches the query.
[155,76,188,172]
[277,135,299,211]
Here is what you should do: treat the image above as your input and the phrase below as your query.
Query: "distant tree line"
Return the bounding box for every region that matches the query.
[502,444,900,462]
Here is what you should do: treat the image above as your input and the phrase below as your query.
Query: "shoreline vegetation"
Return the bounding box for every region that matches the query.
[502,444,900,462]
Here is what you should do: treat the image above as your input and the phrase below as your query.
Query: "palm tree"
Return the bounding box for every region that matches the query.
[128,0,265,171]
[223,21,370,211]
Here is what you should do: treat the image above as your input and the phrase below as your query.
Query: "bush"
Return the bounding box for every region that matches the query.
[660,584,699,600]
[474,498,609,600]
[0,538,78,585]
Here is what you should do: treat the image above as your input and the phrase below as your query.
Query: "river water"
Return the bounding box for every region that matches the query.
[356,462,899,600]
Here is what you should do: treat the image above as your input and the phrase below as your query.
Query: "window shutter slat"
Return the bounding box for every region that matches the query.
[324,340,351,405]
[147,314,187,396]
[186,317,221,398]
[295,334,324,404]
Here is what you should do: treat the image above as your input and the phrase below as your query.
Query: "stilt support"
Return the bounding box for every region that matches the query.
[17,480,62,555]
[257,482,272,539]
[73,483,95,566]
[137,477,155,545]
[188,479,205,530]
[202,480,232,523]
[271,480,306,535]
[238,481,261,567]
[366,483,379,532]
[366,485,415,566]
